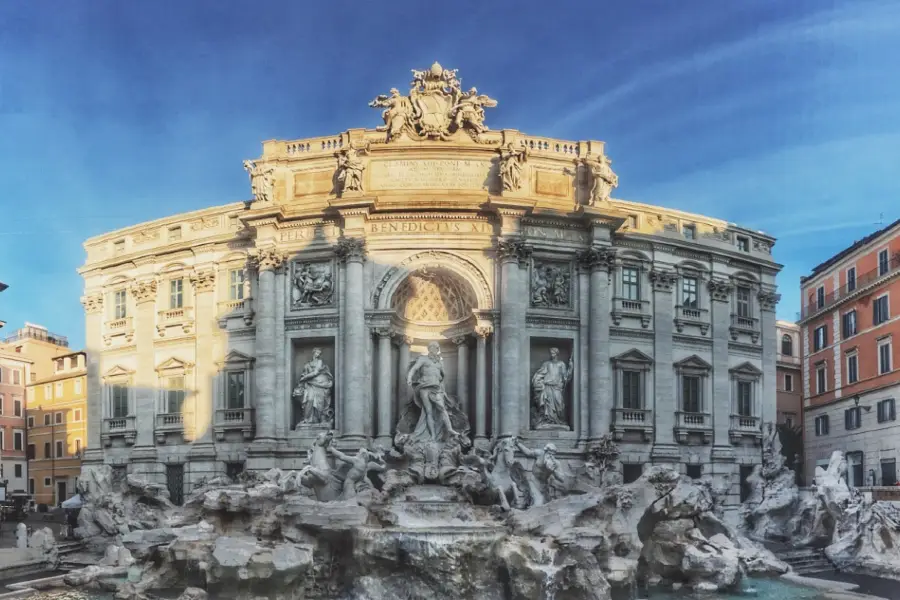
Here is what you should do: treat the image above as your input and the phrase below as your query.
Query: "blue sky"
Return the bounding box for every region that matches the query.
[1,0,899,350]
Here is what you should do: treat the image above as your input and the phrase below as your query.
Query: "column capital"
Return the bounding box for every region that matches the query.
[707,278,733,303]
[452,335,469,346]
[576,246,615,272]
[256,248,287,272]
[474,325,494,339]
[190,269,217,293]
[649,269,678,293]
[131,279,157,304]
[373,327,393,339]
[757,290,781,312]
[334,236,367,263]
[81,293,104,314]
[496,237,532,268]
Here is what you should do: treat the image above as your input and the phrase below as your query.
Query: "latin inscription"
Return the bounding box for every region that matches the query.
[280,224,337,242]
[370,159,491,191]
[524,225,588,243]
[368,221,492,235]
[535,171,570,198]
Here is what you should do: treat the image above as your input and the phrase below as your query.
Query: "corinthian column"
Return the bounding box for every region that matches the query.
[190,269,217,445]
[649,269,677,457]
[253,249,284,445]
[474,325,492,442]
[497,238,531,438]
[396,334,412,419]
[131,279,158,449]
[578,247,614,441]
[375,328,393,445]
[81,293,104,463]
[454,336,469,414]
[336,237,367,442]
[758,289,780,426]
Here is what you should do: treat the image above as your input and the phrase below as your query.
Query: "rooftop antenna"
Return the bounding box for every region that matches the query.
[875,212,884,227]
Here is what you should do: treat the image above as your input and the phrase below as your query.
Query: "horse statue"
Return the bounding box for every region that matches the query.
[298,430,344,501]
[486,437,528,510]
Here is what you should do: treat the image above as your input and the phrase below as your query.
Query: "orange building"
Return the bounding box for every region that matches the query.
[776,320,802,428]
[800,219,900,486]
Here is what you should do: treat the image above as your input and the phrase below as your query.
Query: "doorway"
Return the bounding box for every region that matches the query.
[56,480,67,506]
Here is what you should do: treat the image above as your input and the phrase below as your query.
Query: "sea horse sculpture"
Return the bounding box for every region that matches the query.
[298,430,344,501]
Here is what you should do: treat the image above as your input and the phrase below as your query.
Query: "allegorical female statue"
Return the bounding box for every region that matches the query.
[292,348,334,426]
[397,341,469,444]
[531,347,574,429]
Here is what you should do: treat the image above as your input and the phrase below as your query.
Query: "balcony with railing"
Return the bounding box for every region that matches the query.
[674,305,710,335]
[612,297,651,328]
[802,252,900,320]
[729,414,762,444]
[103,316,134,346]
[101,415,136,447]
[674,411,712,444]
[157,306,194,336]
[612,407,653,442]
[155,412,188,443]
[214,407,255,441]
[217,298,253,327]
[2,324,69,347]
[729,314,760,343]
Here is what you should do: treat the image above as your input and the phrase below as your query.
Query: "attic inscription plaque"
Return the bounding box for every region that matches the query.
[370,159,490,191]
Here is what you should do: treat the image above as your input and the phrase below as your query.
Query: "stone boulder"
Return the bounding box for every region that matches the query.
[826,496,900,578]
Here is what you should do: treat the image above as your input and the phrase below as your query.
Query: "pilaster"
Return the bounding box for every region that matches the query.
[497,236,531,437]
[81,293,105,463]
[577,247,614,440]
[375,328,393,445]
[649,269,678,452]
[709,276,734,448]
[474,326,491,442]
[132,278,158,451]
[758,290,780,426]
[576,266,590,442]
[395,335,412,426]
[336,236,367,442]
[189,268,217,465]
[251,248,284,450]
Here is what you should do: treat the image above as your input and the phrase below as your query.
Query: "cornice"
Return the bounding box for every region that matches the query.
[525,315,580,330]
[285,316,341,331]
[610,326,655,341]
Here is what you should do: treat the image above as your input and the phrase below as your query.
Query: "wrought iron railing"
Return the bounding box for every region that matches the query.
[802,253,900,320]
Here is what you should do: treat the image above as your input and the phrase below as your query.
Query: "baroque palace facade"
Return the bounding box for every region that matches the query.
[79,63,781,509]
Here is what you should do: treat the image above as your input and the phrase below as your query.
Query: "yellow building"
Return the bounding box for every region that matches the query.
[26,350,87,506]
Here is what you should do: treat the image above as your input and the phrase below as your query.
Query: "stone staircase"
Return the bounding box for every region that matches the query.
[776,547,833,575]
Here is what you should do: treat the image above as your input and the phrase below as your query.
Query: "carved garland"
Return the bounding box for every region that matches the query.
[373,250,493,310]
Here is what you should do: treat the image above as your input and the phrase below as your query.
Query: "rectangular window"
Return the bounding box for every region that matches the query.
[27,444,35,459]
[882,459,897,486]
[879,340,892,375]
[877,398,896,423]
[56,440,64,458]
[44,384,52,399]
[847,267,857,292]
[816,365,827,394]
[784,413,796,427]
[736,381,752,416]
[845,407,862,430]
[74,408,82,422]
[164,376,186,414]
[0,393,3,415]
[815,414,830,436]
[686,464,702,479]
[622,267,640,301]
[111,385,129,418]
[114,289,127,319]
[682,277,698,309]
[225,371,246,410]
[874,295,890,325]
[55,382,63,397]
[44,442,51,458]
[27,416,34,428]
[43,413,50,426]
[14,464,22,478]
[13,370,20,385]
[229,269,245,301]
[737,236,750,252]
[784,373,793,392]
[14,398,22,417]
[169,279,183,309]
[842,310,857,338]
[28,479,35,495]
[847,353,859,384]
[848,452,865,487]
[879,249,890,276]
[621,370,641,409]
[75,439,82,455]
[55,411,63,424]
[623,464,643,484]
[43,477,51,487]
[682,225,696,240]
[816,286,825,309]
[55,358,64,372]
[814,326,827,351]
[736,287,751,318]
[13,430,22,451]
[168,226,182,241]
[225,462,244,480]
[682,376,701,413]
[74,379,83,395]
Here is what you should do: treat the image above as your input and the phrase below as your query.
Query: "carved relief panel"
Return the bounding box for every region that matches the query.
[530,261,572,309]
[290,260,335,309]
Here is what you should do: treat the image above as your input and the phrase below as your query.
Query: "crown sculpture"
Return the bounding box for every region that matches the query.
[369,61,497,142]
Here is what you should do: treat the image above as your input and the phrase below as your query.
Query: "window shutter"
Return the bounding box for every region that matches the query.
[845,409,852,429]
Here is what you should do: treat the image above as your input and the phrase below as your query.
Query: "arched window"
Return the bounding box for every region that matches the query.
[781,334,793,356]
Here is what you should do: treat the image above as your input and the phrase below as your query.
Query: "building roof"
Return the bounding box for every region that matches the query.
[29,367,88,386]
[0,351,34,364]
[806,217,900,278]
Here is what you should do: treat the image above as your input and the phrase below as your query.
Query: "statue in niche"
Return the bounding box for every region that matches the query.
[515,439,567,507]
[291,262,334,308]
[531,347,574,429]
[400,341,468,444]
[531,263,571,308]
[292,348,334,427]
[498,143,528,191]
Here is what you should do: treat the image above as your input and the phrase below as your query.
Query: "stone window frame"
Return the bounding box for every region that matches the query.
[216,253,254,315]
[155,358,194,416]
[674,262,708,312]
[730,273,759,319]
[105,276,132,322]
[158,263,193,311]
[842,309,858,339]
[814,414,829,436]
[216,350,255,411]
[102,365,135,419]
[846,265,857,292]
[613,251,651,303]
[13,428,24,451]
[611,348,653,410]
[877,335,893,376]
[781,334,793,356]
[815,361,828,395]
[874,292,890,326]
[729,362,763,418]
[674,355,712,414]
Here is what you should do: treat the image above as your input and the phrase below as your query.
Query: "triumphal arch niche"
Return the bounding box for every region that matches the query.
[236,61,775,483]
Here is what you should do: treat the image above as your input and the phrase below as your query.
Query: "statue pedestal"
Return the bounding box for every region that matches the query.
[534,423,570,432]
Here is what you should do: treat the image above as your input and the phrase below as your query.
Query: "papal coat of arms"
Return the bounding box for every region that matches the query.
[369,62,497,142]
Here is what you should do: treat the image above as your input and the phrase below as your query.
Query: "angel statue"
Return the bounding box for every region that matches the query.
[452,87,497,136]
[498,143,528,192]
[369,88,413,141]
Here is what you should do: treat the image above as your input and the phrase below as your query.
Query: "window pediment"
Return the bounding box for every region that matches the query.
[102,365,134,381]
[155,357,194,375]
[612,348,654,370]
[729,361,762,380]
[674,355,712,373]
[218,350,255,369]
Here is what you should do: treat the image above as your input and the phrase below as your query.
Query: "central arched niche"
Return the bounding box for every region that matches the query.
[391,267,478,326]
